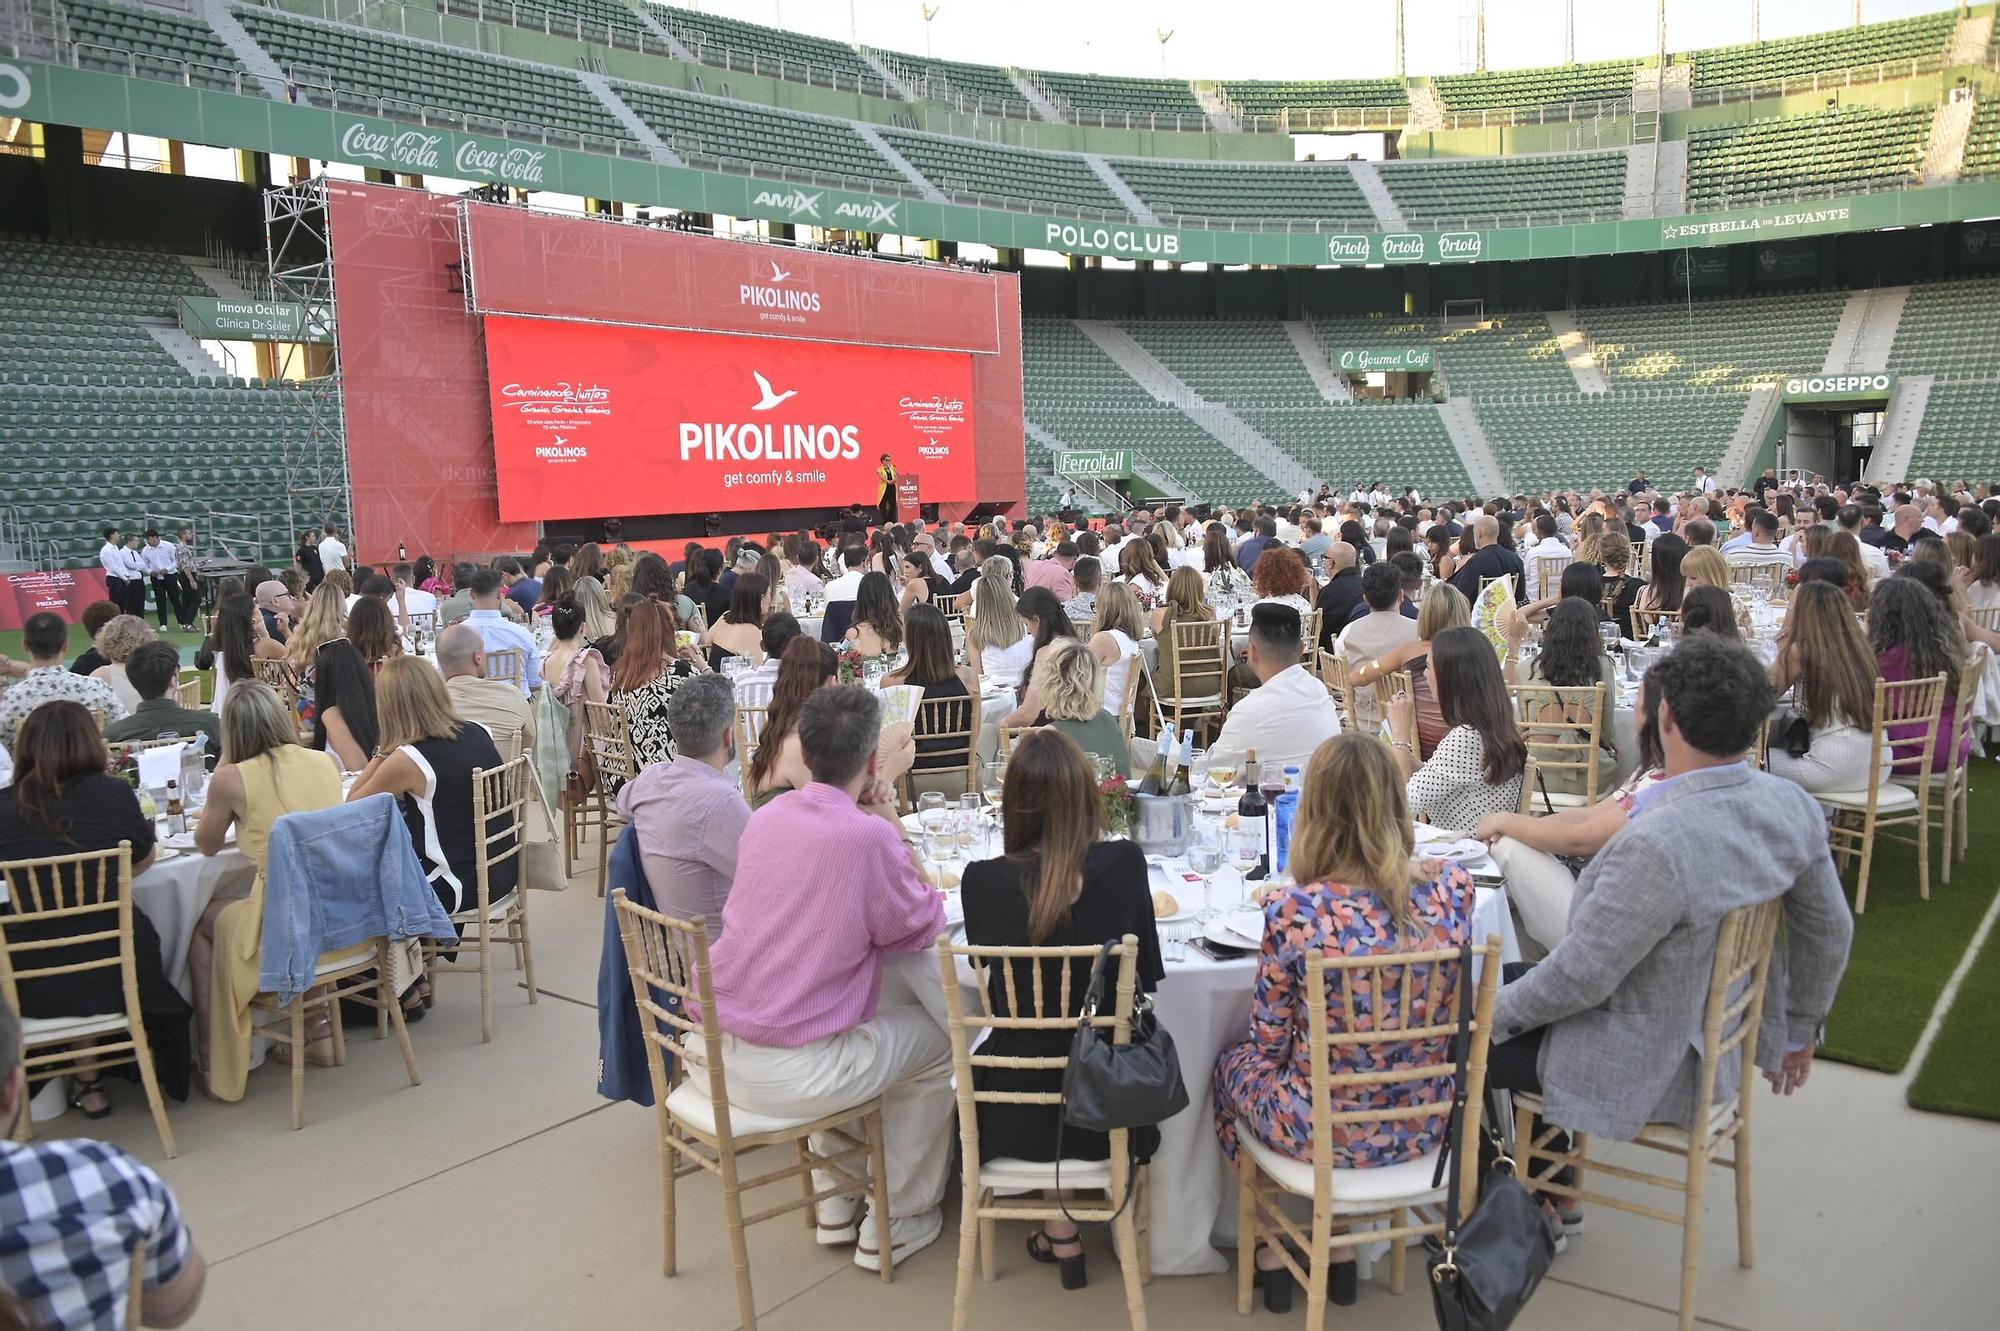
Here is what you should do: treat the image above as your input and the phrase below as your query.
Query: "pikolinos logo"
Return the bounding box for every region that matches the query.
[1438,232,1482,261]
[1381,233,1425,262]
[340,123,442,171]
[1326,235,1370,263]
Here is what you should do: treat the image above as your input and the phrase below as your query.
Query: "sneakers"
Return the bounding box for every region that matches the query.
[852,1206,944,1271]
[815,1195,861,1246]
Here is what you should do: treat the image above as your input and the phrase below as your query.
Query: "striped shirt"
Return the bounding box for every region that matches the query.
[705,782,943,1047]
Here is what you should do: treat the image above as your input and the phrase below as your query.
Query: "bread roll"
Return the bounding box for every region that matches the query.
[1151,890,1179,918]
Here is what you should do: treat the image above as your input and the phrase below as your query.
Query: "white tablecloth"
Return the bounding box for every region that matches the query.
[890,861,1519,1279]
[131,844,254,1000]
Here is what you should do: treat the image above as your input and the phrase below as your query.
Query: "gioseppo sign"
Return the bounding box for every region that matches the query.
[1781,372,1897,402]
[1336,346,1434,373]
[336,119,548,187]
[1054,448,1134,479]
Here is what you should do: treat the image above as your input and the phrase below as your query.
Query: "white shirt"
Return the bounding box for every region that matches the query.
[1207,663,1343,774]
[138,540,178,575]
[99,541,128,579]
[318,535,348,572]
[1349,488,1369,505]
[1369,488,1392,507]
[117,546,146,578]
[822,569,864,601]
[1522,534,1571,569]
[928,551,955,582]
[1693,475,1716,493]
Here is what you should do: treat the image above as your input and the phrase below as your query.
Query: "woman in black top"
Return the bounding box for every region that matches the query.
[0,702,191,1108]
[348,658,518,920]
[883,603,973,771]
[959,728,1163,1291]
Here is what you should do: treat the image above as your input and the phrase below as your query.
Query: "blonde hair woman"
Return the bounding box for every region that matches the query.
[348,657,516,916]
[87,614,155,713]
[1032,638,1128,776]
[1212,733,1475,1306]
[284,582,347,670]
[1681,545,1730,591]
[191,682,362,1098]
[1089,581,1144,724]
[1150,565,1216,704]
[572,574,616,642]
[965,556,1031,688]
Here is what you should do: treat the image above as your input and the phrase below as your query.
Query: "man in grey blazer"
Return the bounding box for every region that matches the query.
[1490,634,1854,1150]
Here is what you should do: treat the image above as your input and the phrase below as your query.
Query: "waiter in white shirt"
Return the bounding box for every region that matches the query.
[98,527,137,615]
[318,523,349,576]
[138,528,179,628]
[1692,466,1717,494]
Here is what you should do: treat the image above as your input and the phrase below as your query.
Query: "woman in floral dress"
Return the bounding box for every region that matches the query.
[1212,732,1473,1309]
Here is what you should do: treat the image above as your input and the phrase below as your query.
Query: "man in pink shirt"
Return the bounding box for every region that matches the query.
[1023,538,1078,601]
[705,686,951,1271]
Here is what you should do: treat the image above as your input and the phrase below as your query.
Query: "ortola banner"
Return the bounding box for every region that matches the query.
[484,315,978,520]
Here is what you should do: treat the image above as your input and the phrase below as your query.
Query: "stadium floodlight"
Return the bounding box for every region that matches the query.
[920,5,941,58]
[1155,27,1174,76]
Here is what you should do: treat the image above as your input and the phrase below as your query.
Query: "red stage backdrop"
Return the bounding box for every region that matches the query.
[485,317,976,521]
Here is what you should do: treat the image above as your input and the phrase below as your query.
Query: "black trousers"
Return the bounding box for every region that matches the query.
[110,576,143,616]
[1486,962,1572,1185]
[148,574,178,627]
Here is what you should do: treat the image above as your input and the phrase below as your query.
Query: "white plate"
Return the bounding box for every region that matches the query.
[1204,907,1266,951]
[150,846,182,863]
[1414,837,1489,863]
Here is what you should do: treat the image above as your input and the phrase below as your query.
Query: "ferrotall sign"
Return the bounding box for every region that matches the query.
[1055,448,1135,479]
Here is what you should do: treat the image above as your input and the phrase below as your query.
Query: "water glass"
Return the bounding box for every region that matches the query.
[918,791,948,834]
[1598,620,1620,653]
[1188,832,1226,918]
[981,760,1006,811]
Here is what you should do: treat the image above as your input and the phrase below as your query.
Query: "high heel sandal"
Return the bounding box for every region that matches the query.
[67,1079,111,1121]
[1025,1229,1087,1291]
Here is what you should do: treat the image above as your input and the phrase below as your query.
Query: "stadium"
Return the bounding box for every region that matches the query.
[0,1,1996,1329]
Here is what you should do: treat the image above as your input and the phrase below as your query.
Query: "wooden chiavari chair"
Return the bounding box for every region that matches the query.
[1894,656,1984,883]
[582,700,637,898]
[485,647,525,691]
[420,753,536,1043]
[174,669,204,709]
[1314,650,1357,731]
[1514,900,1782,1331]
[1817,673,1947,912]
[0,844,176,1155]
[613,892,894,1331]
[1232,938,1502,1331]
[1162,618,1227,743]
[733,705,768,800]
[1508,680,1608,808]
[936,934,1150,1331]
[900,693,982,810]
[1630,606,1682,640]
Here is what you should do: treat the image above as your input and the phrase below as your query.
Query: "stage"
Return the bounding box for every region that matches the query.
[295,180,1026,562]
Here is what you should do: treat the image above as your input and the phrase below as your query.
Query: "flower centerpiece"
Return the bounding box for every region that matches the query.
[1097,774,1133,837]
[836,646,867,686]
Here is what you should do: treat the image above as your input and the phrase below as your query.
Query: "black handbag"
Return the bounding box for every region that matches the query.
[1774,709,1813,760]
[1052,940,1189,1224]
[1425,943,1558,1331]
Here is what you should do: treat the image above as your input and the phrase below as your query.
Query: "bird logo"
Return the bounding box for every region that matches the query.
[768,260,791,282]
[751,371,797,411]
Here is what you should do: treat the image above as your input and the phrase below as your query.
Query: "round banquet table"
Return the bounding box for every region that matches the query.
[131,840,255,1000]
[886,841,1519,1279]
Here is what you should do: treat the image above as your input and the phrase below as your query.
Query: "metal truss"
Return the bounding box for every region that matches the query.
[264,176,352,552]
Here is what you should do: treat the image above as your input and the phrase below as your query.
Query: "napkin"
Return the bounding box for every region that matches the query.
[134,742,190,790]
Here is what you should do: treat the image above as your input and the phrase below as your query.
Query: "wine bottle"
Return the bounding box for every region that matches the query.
[1165,734,1195,796]
[1138,722,1177,795]
[165,780,186,836]
[1236,747,1268,879]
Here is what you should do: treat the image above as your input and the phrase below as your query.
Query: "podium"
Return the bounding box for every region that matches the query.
[895,473,921,524]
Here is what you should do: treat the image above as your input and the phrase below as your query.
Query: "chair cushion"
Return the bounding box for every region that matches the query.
[1238,1129,1448,1211]
[21,1013,128,1044]
[981,1156,1113,1191]
[1814,783,1918,811]
[449,889,520,924]
[665,1077,868,1138]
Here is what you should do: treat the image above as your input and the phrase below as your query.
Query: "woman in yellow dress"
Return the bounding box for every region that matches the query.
[189,680,370,1100]
[876,452,898,524]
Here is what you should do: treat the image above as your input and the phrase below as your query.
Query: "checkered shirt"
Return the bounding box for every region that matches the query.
[0,1137,193,1331]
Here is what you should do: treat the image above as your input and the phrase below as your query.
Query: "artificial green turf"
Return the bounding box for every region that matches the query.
[1,628,215,701]
[1906,919,2000,1121]
[1817,757,2000,1075]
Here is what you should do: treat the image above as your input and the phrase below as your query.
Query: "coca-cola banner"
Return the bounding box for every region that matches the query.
[0,569,112,630]
[484,315,977,521]
[463,204,1002,354]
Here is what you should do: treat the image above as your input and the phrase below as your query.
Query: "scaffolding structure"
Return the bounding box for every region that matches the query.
[263,177,351,556]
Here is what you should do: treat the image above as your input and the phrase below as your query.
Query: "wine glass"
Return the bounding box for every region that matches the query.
[981,761,1006,814]
[1187,829,1226,920]
[1597,619,1620,655]
[1206,756,1238,794]
[956,791,984,857]
[918,791,948,838]
[1228,822,1263,898]
[1188,746,1210,793]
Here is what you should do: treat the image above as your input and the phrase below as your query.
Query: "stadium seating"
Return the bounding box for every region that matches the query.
[1684,105,1930,212]
[1246,404,1471,499]
[1963,97,2000,176]
[1887,276,2000,380]
[1107,158,1373,223]
[613,84,906,184]
[441,0,672,54]
[1218,79,1409,116]
[650,3,883,88]
[872,50,1028,112]
[1478,390,1748,492]
[1682,11,1957,89]
[880,129,1125,212]
[61,0,248,88]
[0,234,213,379]
[236,9,627,144]
[1023,319,1278,502]
[1029,70,1207,124]
[1905,376,2000,480]
[1432,59,1639,113]
[1378,151,1628,225]
[1117,319,1325,407]
[1579,288,1849,390]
